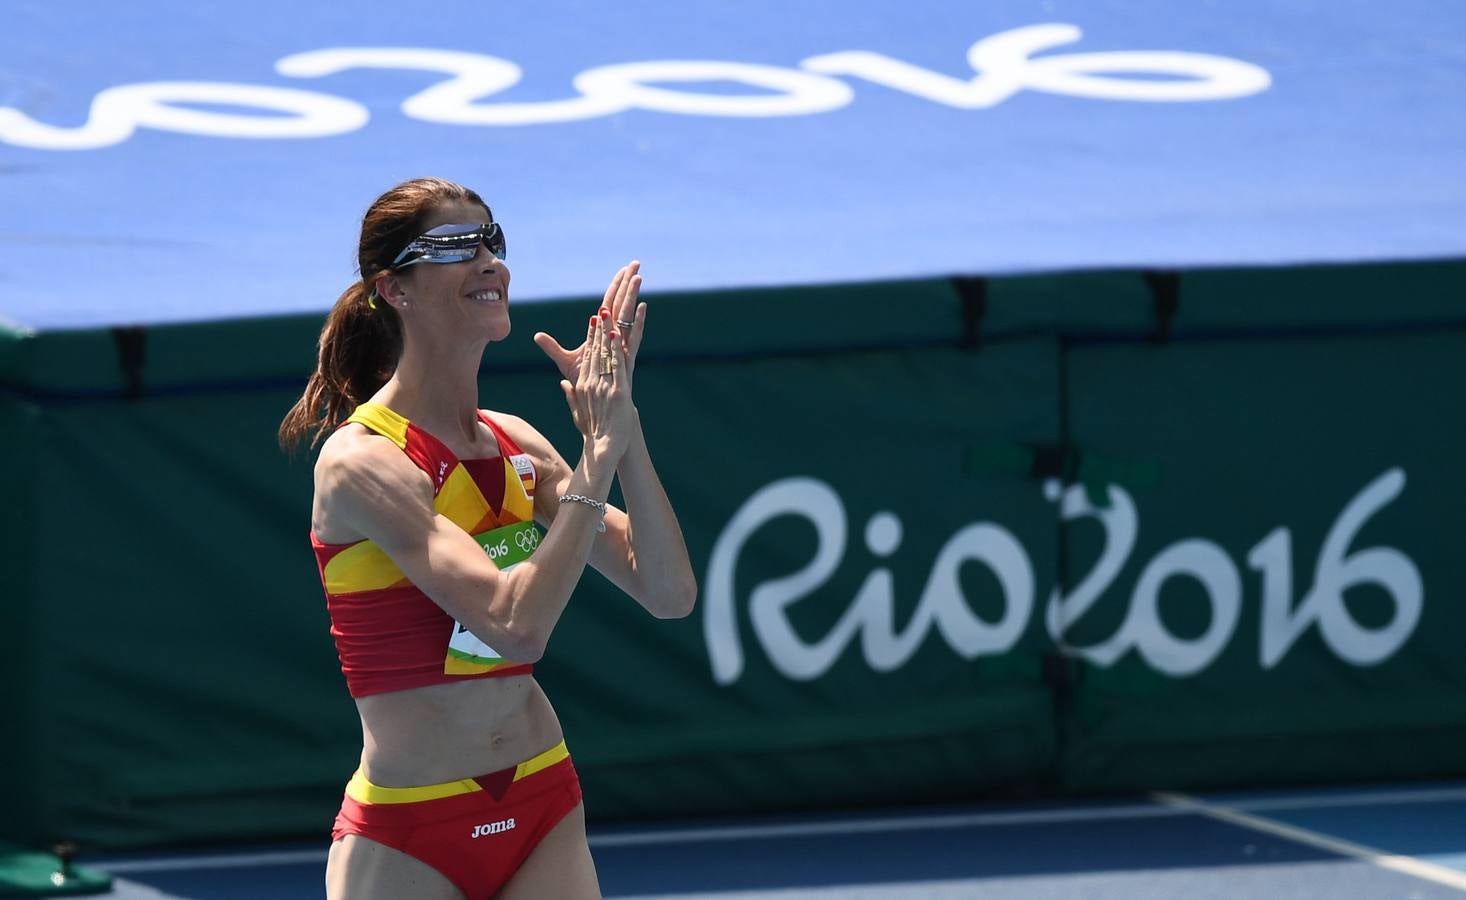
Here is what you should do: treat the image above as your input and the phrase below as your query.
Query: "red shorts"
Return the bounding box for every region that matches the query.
[332,741,583,899]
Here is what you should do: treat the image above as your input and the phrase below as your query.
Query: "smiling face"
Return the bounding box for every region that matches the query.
[377,199,512,344]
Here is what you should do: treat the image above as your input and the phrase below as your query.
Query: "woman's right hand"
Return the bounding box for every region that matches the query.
[561,311,636,472]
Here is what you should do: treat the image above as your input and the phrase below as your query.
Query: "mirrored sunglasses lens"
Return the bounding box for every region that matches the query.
[425,246,479,263]
[484,223,506,259]
[406,224,505,263]
[423,223,487,237]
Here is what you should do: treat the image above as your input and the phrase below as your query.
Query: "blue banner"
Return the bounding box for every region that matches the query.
[3,1,1464,330]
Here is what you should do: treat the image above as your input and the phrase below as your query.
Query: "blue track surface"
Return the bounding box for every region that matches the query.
[83,781,1466,898]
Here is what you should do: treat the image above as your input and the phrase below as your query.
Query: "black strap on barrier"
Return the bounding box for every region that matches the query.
[1041,650,1080,695]
[1027,441,1075,481]
[953,276,987,349]
[1145,270,1180,344]
[111,326,146,400]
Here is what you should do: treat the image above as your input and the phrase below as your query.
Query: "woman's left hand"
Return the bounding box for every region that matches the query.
[535,261,648,388]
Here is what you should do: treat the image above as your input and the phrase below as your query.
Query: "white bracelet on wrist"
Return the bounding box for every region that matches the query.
[560,493,608,533]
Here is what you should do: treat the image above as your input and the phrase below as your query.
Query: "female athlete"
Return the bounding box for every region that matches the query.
[279,177,697,899]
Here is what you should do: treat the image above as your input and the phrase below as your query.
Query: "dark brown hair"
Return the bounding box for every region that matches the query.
[278,177,491,450]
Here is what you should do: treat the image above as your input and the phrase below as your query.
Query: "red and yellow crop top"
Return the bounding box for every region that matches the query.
[311,402,542,698]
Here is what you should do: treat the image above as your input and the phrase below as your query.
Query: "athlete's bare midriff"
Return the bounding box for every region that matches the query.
[354,674,563,787]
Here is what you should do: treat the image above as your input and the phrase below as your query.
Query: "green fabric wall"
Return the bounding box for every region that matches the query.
[2,263,1464,850]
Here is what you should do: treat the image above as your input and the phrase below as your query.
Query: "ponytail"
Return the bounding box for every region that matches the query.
[278,281,402,452]
[280,176,490,452]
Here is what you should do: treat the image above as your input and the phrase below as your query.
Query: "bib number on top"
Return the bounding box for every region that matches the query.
[445,520,542,668]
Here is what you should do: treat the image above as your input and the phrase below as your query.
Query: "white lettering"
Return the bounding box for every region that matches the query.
[276,47,623,125]
[707,468,1421,683]
[471,817,517,838]
[1044,482,1138,659]
[804,25,1269,109]
[705,478,845,685]
[1125,539,1241,676]
[922,523,1034,662]
[1045,483,1242,676]
[574,61,852,117]
[1250,468,1422,668]
[0,82,368,150]
[706,478,1033,685]
[1,25,1272,149]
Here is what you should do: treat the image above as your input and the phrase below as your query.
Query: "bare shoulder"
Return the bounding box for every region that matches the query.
[483,410,566,468]
[316,423,417,489]
[313,424,434,543]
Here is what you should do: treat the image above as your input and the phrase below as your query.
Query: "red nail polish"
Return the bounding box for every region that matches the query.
[610,331,618,340]
[599,309,610,320]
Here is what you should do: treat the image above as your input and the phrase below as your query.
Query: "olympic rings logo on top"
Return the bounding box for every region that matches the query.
[515,527,540,554]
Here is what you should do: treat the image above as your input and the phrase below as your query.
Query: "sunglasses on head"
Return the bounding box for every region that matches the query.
[390,222,506,269]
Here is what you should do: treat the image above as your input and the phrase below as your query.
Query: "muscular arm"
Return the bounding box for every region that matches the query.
[500,414,697,619]
[316,428,613,661]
